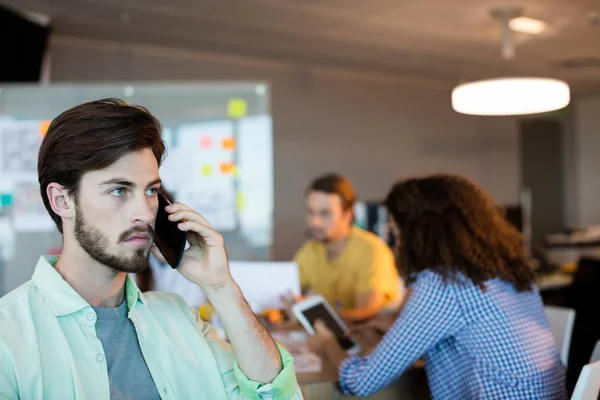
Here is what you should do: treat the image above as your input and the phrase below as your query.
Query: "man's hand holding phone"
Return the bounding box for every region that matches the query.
[151,201,232,290]
[150,200,283,384]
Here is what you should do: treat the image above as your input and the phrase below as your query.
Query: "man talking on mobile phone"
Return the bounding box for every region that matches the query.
[0,99,302,399]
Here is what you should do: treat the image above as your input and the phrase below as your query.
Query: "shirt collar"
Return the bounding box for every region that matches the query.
[31,255,147,317]
[125,270,147,310]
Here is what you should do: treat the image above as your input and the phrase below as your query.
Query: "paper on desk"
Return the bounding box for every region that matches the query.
[160,261,301,312]
[271,331,308,353]
[271,331,322,373]
[229,261,300,312]
[293,352,322,373]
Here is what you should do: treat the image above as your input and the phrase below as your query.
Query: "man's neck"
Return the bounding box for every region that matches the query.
[54,242,127,308]
[325,228,353,261]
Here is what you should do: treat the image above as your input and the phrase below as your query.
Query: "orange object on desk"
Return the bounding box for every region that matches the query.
[259,309,284,324]
[560,262,577,274]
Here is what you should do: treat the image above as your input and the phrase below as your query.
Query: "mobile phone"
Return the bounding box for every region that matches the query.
[292,295,361,356]
[152,191,187,269]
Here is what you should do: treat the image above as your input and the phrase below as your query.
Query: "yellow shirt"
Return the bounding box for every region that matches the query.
[293,227,401,310]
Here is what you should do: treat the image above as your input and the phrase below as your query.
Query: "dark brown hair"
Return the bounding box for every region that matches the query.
[384,174,533,291]
[307,173,356,211]
[38,98,166,233]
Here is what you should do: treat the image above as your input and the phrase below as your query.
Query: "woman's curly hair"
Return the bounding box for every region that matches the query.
[384,174,533,291]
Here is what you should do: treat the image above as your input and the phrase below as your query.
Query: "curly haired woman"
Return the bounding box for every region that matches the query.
[307,174,566,399]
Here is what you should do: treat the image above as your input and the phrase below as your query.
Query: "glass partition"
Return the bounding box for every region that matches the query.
[0,82,272,294]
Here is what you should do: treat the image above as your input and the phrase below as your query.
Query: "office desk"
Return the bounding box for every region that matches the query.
[271,328,429,399]
[536,271,574,307]
[299,368,429,400]
[536,272,574,291]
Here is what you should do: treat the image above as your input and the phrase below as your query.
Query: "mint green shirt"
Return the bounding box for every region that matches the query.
[0,256,302,400]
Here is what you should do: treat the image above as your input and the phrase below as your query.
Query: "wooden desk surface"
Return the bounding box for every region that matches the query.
[270,326,429,399]
[298,365,429,400]
[536,272,574,291]
[270,325,375,385]
[295,351,425,385]
[298,358,338,385]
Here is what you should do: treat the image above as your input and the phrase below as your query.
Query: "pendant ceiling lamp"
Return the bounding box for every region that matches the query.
[451,8,570,116]
[452,77,570,116]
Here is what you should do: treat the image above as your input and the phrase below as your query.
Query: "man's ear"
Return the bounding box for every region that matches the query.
[46,183,75,219]
[344,208,355,226]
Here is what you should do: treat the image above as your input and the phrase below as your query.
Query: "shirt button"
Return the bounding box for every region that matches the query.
[96,354,104,362]
[86,313,95,321]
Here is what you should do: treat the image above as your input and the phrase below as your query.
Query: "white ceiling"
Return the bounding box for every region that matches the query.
[4,0,600,92]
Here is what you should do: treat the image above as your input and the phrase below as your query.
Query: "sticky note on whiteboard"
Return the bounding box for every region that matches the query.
[200,136,212,149]
[0,193,13,208]
[227,98,247,119]
[39,120,51,138]
[200,165,212,176]
[220,162,234,174]
[236,193,244,211]
[222,137,236,150]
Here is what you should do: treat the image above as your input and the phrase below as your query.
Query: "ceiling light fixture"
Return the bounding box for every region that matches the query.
[509,16,547,35]
[452,78,570,116]
[451,8,570,116]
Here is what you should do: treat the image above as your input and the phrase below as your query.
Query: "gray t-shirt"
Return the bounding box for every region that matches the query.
[93,301,161,400]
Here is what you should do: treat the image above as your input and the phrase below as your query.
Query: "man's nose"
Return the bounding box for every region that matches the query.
[309,216,322,228]
[131,196,155,225]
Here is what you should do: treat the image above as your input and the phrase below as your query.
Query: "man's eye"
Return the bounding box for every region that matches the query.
[146,188,159,196]
[110,188,126,197]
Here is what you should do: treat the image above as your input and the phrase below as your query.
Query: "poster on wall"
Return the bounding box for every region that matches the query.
[0,120,55,232]
[0,83,274,264]
[0,120,41,177]
[160,120,239,232]
[11,178,55,232]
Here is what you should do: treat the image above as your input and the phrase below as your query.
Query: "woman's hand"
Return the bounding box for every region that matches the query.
[306,320,348,373]
[306,320,339,356]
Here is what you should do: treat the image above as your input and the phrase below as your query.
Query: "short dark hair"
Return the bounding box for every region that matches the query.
[384,174,533,291]
[307,173,356,211]
[38,98,166,233]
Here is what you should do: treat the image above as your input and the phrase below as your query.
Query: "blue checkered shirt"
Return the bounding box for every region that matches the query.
[339,270,567,399]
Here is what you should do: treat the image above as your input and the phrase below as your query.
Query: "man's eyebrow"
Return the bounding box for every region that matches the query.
[147,178,162,188]
[99,178,162,188]
[99,179,135,187]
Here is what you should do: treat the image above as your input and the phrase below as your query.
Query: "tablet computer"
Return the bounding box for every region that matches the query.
[292,295,361,356]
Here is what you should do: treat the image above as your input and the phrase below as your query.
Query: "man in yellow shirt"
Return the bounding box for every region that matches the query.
[292,174,403,322]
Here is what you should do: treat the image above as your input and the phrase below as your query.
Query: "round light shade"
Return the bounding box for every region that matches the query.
[451,77,570,116]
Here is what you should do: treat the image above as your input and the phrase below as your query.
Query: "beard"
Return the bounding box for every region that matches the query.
[74,209,150,274]
[307,229,329,243]
[308,226,343,244]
